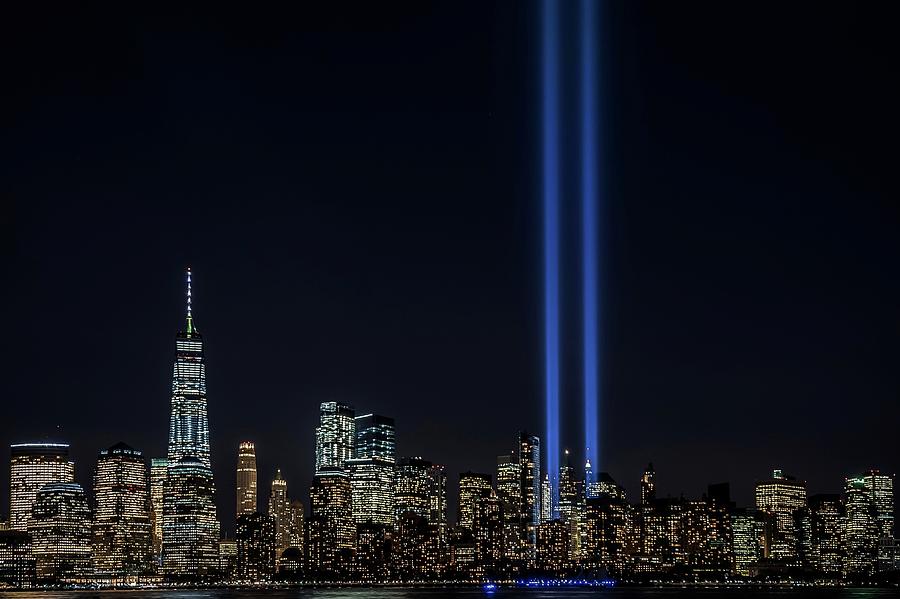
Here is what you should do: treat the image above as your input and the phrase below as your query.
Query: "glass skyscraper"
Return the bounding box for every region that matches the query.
[166,269,210,467]
[28,482,92,582]
[162,269,219,577]
[354,414,395,462]
[349,414,395,526]
[348,456,395,525]
[92,443,153,576]
[315,402,355,474]
[755,469,807,561]
[8,443,75,532]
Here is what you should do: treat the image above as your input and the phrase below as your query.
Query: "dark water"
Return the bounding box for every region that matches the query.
[0,589,896,599]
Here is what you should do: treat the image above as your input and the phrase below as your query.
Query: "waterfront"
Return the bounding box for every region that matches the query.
[0,589,897,599]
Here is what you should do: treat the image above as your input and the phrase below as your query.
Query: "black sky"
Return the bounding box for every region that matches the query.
[2,2,898,531]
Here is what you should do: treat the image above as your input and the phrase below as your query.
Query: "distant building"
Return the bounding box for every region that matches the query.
[859,470,894,573]
[92,442,153,577]
[236,442,258,517]
[236,513,276,582]
[349,456,394,525]
[354,414,395,462]
[517,431,541,547]
[217,539,237,580]
[162,270,219,577]
[161,458,219,578]
[0,530,35,587]
[29,482,92,582]
[496,453,524,562]
[472,490,504,576]
[536,519,569,574]
[584,495,629,576]
[268,470,291,557]
[8,443,75,531]
[354,521,392,582]
[731,508,763,577]
[427,463,448,533]
[288,499,305,553]
[458,472,492,531]
[808,494,843,576]
[843,476,878,576]
[557,451,584,559]
[585,458,599,499]
[149,458,167,563]
[309,471,354,575]
[395,457,431,520]
[315,402,355,474]
[754,469,806,562]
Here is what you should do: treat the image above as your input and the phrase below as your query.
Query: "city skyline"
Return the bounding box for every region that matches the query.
[0,270,895,584]
[1,266,896,535]
[4,0,898,573]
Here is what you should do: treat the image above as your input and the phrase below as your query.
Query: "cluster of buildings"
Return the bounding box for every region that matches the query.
[0,270,895,587]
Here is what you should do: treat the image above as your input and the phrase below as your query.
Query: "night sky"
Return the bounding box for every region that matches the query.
[3,2,898,532]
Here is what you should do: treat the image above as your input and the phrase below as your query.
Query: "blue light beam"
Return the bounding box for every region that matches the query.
[542,0,561,516]
[581,0,601,473]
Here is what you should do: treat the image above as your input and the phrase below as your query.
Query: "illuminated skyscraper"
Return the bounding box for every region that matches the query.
[349,414,395,526]
[149,458,167,563]
[557,451,585,559]
[28,483,92,582]
[472,490,504,575]
[309,471,354,569]
[395,457,430,520]
[496,453,524,562]
[808,494,843,576]
[354,414,395,462]
[268,469,291,555]
[315,402,355,474]
[349,456,394,525]
[92,443,153,576]
[843,476,878,576]
[0,530,35,587]
[584,495,629,576]
[162,269,219,577]
[731,508,763,577]
[236,442,257,517]
[862,470,900,572]
[288,499,304,552]
[517,432,541,537]
[166,269,211,467]
[8,443,75,531]
[236,513,276,582]
[428,463,448,532]
[754,469,806,562]
[457,472,492,531]
[860,470,894,542]
[496,454,519,517]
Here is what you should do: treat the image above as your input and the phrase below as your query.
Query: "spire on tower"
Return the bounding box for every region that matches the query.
[186,267,194,336]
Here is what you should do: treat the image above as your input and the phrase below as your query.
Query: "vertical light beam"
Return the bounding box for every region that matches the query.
[542,0,560,517]
[581,0,601,473]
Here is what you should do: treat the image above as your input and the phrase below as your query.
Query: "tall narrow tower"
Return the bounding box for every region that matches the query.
[162,268,219,577]
[166,268,210,467]
[236,442,258,517]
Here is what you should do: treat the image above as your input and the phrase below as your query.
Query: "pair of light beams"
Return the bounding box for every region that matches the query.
[543,0,601,514]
